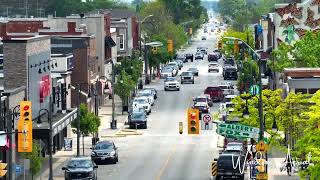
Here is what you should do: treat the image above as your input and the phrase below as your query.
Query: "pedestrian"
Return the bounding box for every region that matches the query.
[285,154,293,176]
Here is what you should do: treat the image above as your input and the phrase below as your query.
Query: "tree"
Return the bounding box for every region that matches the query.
[19,140,44,177]
[71,104,101,154]
[272,31,320,71]
[114,70,135,110]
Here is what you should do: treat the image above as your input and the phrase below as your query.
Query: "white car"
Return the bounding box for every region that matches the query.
[132,97,151,115]
[195,52,204,60]
[160,67,174,78]
[138,90,155,106]
[223,95,237,103]
[208,63,220,72]
[164,77,180,91]
[166,63,178,75]
[218,84,234,96]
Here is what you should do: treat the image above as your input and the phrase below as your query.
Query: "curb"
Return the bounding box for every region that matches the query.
[101,134,127,138]
[116,131,143,136]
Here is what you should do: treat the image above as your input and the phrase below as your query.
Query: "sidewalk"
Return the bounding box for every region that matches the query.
[35,95,128,180]
[268,147,300,180]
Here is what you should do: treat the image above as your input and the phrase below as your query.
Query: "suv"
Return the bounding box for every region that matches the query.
[180,71,195,84]
[91,140,119,164]
[195,52,204,60]
[164,77,180,91]
[223,67,238,80]
[204,86,224,102]
[215,152,245,180]
[208,53,219,62]
[62,157,98,180]
[185,53,194,62]
[128,111,147,129]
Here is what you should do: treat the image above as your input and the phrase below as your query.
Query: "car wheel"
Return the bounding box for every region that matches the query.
[164,88,167,91]
[192,80,194,84]
[113,159,117,164]
[144,123,147,129]
[116,156,119,162]
[177,88,180,91]
[216,175,221,180]
[224,77,226,80]
[208,70,210,73]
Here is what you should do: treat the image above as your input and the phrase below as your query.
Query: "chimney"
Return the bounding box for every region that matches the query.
[0,23,9,40]
[67,22,76,33]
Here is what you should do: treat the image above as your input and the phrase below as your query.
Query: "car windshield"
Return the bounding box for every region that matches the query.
[226,103,235,108]
[165,77,176,82]
[195,98,207,102]
[67,159,92,168]
[181,72,192,76]
[132,113,145,119]
[134,99,147,104]
[219,85,228,90]
[188,68,196,71]
[139,92,152,96]
[95,143,114,150]
[209,64,218,67]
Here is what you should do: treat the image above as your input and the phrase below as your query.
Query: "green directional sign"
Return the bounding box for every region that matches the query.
[250,85,260,96]
[217,123,260,139]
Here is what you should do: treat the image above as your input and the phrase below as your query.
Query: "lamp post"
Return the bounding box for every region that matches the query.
[36,98,53,180]
[139,15,154,57]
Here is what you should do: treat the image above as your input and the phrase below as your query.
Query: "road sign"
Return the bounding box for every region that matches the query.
[250,85,260,95]
[217,123,260,139]
[211,161,217,176]
[201,114,213,130]
[202,114,212,123]
[256,173,268,180]
[256,140,268,152]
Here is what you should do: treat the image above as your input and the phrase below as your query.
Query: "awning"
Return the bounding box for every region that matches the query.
[105,36,116,48]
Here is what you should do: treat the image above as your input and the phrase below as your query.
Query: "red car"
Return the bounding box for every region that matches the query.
[208,53,219,62]
[204,86,224,102]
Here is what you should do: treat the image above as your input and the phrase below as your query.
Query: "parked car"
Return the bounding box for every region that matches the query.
[160,67,174,78]
[223,67,238,80]
[143,88,157,99]
[218,84,234,96]
[224,57,235,66]
[132,97,151,115]
[185,53,194,62]
[62,157,98,180]
[128,111,148,129]
[187,67,199,76]
[91,140,118,164]
[208,53,219,62]
[195,52,204,60]
[213,49,222,58]
[215,152,245,180]
[193,95,213,107]
[180,71,195,84]
[204,86,224,102]
[208,63,220,73]
[166,63,179,76]
[174,59,183,69]
[138,90,155,106]
[164,77,180,91]
[201,36,207,40]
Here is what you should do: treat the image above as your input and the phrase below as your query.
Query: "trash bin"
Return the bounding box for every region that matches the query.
[138,80,143,89]
[110,120,117,129]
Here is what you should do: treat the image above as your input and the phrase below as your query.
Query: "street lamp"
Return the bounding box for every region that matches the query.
[36,106,53,180]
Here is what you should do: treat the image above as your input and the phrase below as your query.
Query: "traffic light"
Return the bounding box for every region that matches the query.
[18,101,32,152]
[151,46,158,54]
[167,39,173,53]
[188,108,200,134]
[0,163,7,177]
[234,39,239,54]
[218,41,222,49]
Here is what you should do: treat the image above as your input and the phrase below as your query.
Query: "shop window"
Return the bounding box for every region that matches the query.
[119,34,125,50]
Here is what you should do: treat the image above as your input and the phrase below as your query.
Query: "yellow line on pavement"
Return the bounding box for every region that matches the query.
[156,144,176,180]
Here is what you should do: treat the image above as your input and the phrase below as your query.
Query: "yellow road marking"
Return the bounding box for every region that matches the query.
[156,144,176,180]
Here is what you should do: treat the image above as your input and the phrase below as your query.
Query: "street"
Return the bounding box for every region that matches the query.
[95,32,238,180]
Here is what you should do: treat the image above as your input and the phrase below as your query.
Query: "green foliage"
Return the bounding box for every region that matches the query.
[71,104,101,136]
[46,0,130,17]
[237,60,258,92]
[114,70,135,102]
[19,140,44,175]
[272,31,320,71]
[221,29,255,52]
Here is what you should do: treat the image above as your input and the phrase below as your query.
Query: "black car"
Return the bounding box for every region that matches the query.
[180,71,195,84]
[225,57,235,66]
[223,67,238,80]
[215,152,245,180]
[213,50,222,58]
[128,111,148,129]
[208,53,219,62]
[62,157,98,180]
[187,67,199,76]
[185,53,194,62]
[91,140,119,164]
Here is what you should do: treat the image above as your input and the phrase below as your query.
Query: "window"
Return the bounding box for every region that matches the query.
[119,34,125,50]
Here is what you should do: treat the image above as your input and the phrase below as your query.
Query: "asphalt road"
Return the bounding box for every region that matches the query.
[94,31,241,180]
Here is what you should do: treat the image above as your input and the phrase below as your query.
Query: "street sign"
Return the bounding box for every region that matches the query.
[256,173,268,180]
[201,114,213,130]
[256,140,268,152]
[202,114,212,123]
[217,123,260,139]
[250,85,260,95]
[15,165,21,174]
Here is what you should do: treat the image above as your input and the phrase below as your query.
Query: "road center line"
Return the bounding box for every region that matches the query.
[156,143,177,180]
